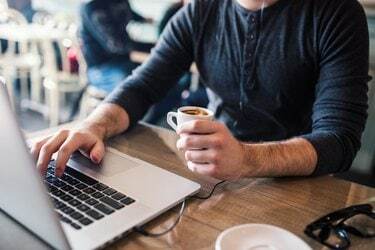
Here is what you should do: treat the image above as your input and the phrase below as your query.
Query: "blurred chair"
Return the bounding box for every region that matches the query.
[0,8,41,106]
[0,0,8,10]
[32,10,54,26]
[42,35,87,126]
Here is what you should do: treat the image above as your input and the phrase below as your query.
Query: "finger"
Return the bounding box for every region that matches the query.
[30,136,51,161]
[89,140,105,164]
[187,161,216,176]
[185,149,219,164]
[177,120,221,135]
[37,132,69,175]
[55,135,85,176]
[177,134,222,151]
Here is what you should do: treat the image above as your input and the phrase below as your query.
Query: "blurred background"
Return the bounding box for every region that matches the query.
[0,0,374,187]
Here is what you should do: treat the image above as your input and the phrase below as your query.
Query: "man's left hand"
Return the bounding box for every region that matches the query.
[176,120,248,180]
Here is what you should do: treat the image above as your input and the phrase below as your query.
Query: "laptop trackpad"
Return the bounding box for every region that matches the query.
[68,148,140,177]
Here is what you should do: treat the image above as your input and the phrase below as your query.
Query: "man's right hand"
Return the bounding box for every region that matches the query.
[31,124,106,177]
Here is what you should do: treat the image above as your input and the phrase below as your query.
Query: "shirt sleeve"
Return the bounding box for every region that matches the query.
[301,0,371,175]
[104,2,196,127]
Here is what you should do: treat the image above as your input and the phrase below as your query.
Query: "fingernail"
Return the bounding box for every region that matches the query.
[91,155,99,164]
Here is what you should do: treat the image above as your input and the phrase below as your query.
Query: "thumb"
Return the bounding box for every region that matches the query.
[90,140,105,164]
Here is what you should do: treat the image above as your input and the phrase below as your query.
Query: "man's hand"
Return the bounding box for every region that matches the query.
[176,120,248,180]
[30,103,130,177]
[31,124,106,177]
[176,120,318,179]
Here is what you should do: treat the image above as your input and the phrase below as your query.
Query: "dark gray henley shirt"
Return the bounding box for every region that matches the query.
[106,0,370,176]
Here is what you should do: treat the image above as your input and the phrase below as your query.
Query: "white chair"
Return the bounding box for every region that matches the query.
[0,0,8,10]
[0,8,41,107]
[42,36,87,126]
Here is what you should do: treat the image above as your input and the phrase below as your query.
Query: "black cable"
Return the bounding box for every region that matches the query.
[134,199,186,237]
[191,180,226,200]
[134,180,226,237]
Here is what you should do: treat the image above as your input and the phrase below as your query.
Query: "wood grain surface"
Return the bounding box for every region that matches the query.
[4,122,374,250]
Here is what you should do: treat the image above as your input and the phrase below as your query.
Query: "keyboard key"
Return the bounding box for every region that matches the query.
[112,192,126,200]
[61,216,72,224]
[53,180,66,188]
[69,189,82,196]
[61,185,74,192]
[92,192,104,199]
[61,174,72,182]
[77,193,90,201]
[93,183,108,191]
[61,207,75,215]
[46,175,57,184]
[65,167,98,186]
[65,178,80,186]
[86,209,104,220]
[68,199,81,207]
[75,183,88,190]
[52,190,64,197]
[70,211,84,220]
[77,204,90,212]
[55,201,67,210]
[103,188,116,196]
[79,217,93,226]
[48,185,58,193]
[83,187,96,194]
[94,203,114,215]
[100,197,124,210]
[47,167,55,174]
[70,223,81,230]
[61,194,73,202]
[120,197,135,205]
[85,198,99,206]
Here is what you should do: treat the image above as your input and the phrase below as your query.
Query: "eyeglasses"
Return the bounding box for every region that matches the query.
[304,204,375,249]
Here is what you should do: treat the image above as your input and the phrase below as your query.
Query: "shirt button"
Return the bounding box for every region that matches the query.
[251,16,256,23]
[249,34,255,40]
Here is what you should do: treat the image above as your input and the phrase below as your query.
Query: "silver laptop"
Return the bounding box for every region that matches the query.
[0,80,200,250]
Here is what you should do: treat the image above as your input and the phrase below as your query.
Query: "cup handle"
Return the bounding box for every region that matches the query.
[167,112,178,131]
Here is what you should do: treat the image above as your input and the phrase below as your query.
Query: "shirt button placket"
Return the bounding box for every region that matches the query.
[245,14,257,90]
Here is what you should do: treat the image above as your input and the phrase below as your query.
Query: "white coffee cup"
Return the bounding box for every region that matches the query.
[167,106,214,131]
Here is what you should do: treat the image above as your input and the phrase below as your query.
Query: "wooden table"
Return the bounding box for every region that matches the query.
[1,123,375,249]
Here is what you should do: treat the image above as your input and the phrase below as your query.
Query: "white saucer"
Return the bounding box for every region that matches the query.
[215,224,311,250]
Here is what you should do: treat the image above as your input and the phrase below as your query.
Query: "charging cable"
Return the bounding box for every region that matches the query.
[134,181,226,237]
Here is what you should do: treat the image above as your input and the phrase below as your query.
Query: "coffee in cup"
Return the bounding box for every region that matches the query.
[167,106,214,131]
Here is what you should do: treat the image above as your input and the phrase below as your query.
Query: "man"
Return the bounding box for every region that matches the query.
[80,0,152,93]
[32,0,370,180]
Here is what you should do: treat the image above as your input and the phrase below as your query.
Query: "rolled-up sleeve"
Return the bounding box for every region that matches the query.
[301,0,371,175]
[104,2,196,127]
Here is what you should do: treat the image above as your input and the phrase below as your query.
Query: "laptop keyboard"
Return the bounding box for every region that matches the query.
[45,160,136,230]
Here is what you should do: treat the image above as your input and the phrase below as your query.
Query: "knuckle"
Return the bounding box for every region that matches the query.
[59,145,70,154]
[212,137,223,148]
[58,129,70,136]
[34,140,44,149]
[185,150,193,161]
[209,165,219,176]
[191,120,202,130]
[40,144,52,154]
[70,131,83,139]
[210,152,220,164]
[184,136,193,147]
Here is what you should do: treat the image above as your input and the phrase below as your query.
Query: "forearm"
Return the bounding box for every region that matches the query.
[82,103,130,140]
[243,138,317,177]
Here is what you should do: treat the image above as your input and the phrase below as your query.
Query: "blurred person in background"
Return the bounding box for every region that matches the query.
[80,0,153,94]
[7,0,35,22]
